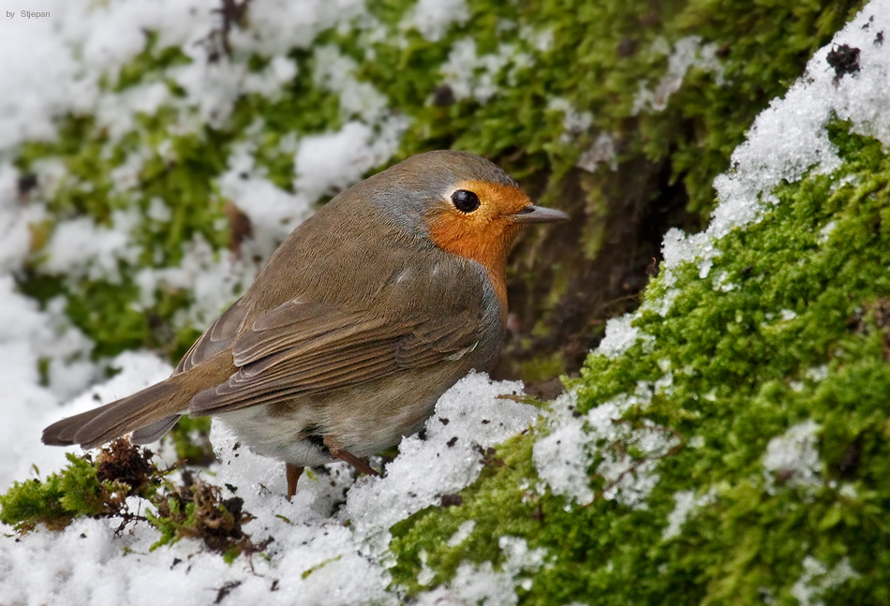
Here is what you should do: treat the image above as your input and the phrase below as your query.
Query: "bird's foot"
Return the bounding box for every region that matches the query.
[322,435,381,478]
[286,462,304,500]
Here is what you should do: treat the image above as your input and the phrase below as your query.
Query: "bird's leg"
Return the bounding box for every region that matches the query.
[322,435,381,477]
[286,463,304,500]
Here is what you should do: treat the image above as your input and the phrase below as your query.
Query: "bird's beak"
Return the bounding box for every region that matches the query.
[509,205,570,224]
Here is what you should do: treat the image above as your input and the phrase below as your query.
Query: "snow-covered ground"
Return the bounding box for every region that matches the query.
[2,0,890,603]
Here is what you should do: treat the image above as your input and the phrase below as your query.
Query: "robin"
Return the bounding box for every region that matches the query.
[42,150,568,497]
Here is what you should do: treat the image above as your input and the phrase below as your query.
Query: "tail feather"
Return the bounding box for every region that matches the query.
[43,379,184,448]
[131,415,183,444]
[42,352,235,449]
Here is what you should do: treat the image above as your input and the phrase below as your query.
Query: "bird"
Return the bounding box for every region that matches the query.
[42,150,568,498]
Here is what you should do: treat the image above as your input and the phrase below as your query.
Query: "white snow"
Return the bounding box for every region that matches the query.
[42,210,142,282]
[548,98,594,144]
[404,0,469,42]
[762,419,822,493]
[533,384,678,509]
[294,118,408,202]
[791,556,858,606]
[577,133,617,173]
[413,536,546,606]
[344,374,538,555]
[439,38,529,103]
[633,35,726,115]
[662,488,716,540]
[447,520,477,547]
[597,315,647,358]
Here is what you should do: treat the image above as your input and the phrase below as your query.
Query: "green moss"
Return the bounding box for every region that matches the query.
[146,479,262,559]
[0,440,265,561]
[0,442,160,533]
[518,354,566,383]
[388,126,890,604]
[0,455,93,531]
[113,31,191,92]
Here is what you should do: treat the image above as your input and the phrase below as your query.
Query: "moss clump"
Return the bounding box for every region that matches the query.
[147,472,266,561]
[0,438,266,561]
[388,125,890,604]
[0,439,160,532]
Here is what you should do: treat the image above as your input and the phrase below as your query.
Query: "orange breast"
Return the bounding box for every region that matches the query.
[426,180,531,318]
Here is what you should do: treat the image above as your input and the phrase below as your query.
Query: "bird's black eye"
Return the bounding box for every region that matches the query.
[451,189,480,213]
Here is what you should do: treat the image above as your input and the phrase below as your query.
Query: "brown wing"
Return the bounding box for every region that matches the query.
[188,298,483,415]
[128,296,253,443]
[176,296,252,373]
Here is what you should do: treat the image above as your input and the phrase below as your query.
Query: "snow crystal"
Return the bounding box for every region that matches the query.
[417,550,436,586]
[548,98,594,143]
[132,235,251,329]
[42,210,142,282]
[447,520,477,547]
[818,220,838,242]
[0,3,87,150]
[439,38,524,102]
[414,561,517,606]
[791,556,858,606]
[519,25,554,53]
[532,392,595,505]
[405,0,469,42]
[243,56,299,99]
[534,386,677,509]
[780,309,798,321]
[805,365,829,382]
[597,315,645,358]
[312,45,390,123]
[218,140,313,254]
[662,489,716,540]
[633,36,725,115]
[227,0,366,56]
[762,420,822,493]
[577,133,617,173]
[294,118,408,202]
[0,163,46,272]
[413,536,545,606]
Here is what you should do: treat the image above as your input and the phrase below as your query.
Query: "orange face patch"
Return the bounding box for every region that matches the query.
[426,179,533,312]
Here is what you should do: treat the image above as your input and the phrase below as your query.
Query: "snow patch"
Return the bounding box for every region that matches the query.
[440,38,530,102]
[791,556,858,606]
[534,385,679,508]
[404,0,469,42]
[762,420,822,493]
[662,489,716,540]
[345,373,539,555]
[633,35,726,115]
[294,118,408,202]
[597,315,648,358]
[414,536,546,606]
